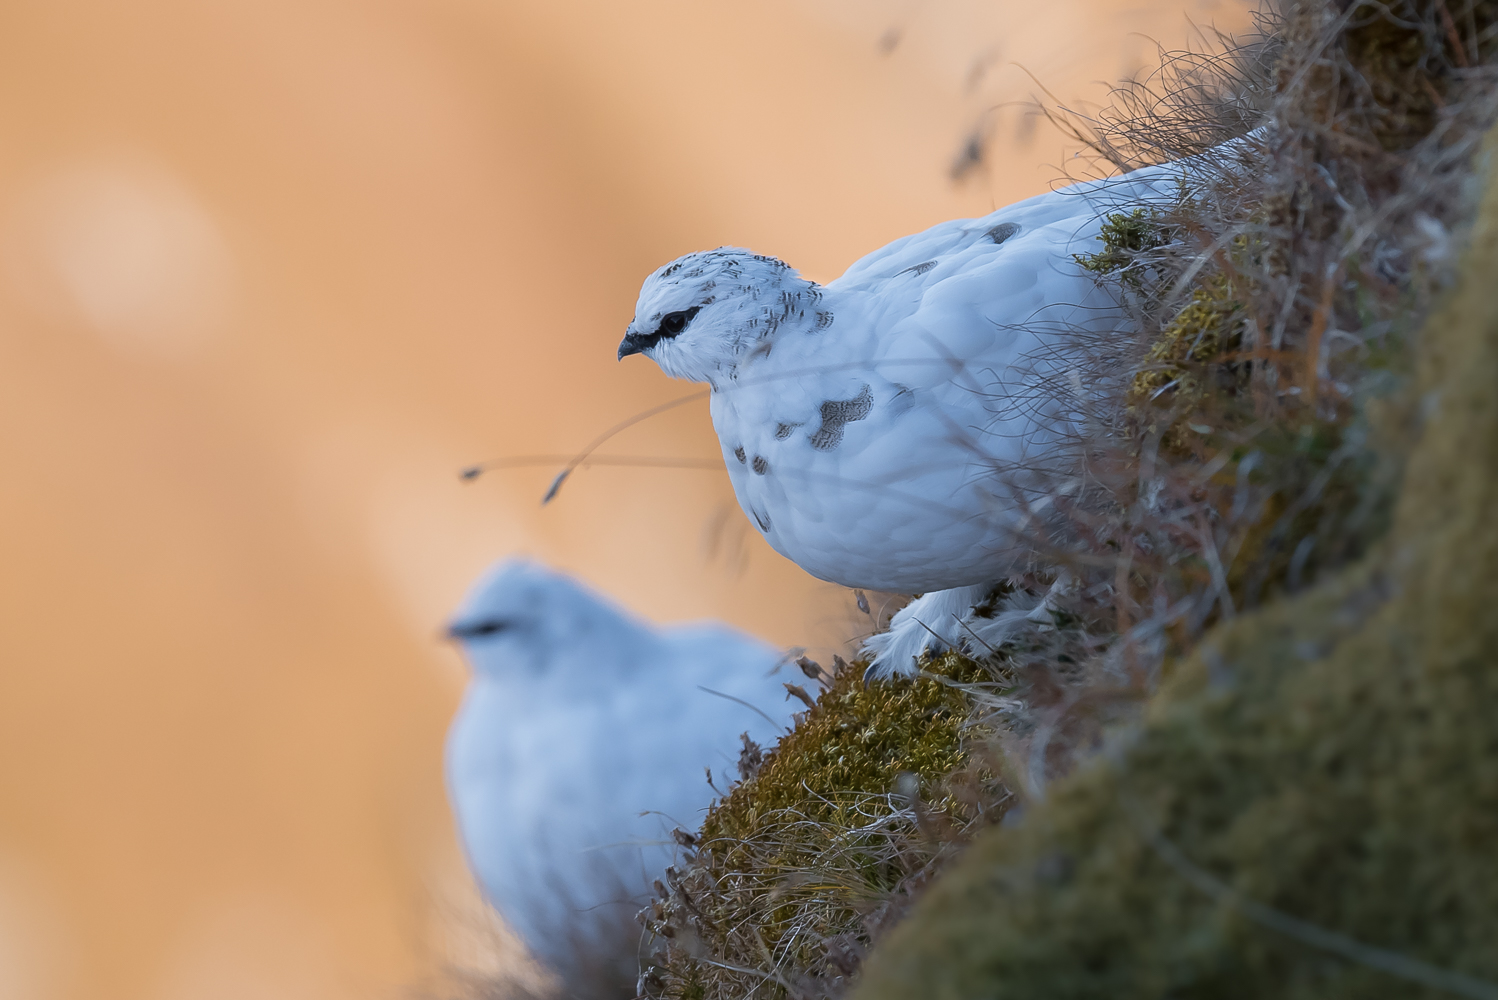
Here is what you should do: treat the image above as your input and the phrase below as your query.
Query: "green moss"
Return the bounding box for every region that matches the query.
[1219,417,1400,609]
[1075,208,1171,283]
[704,653,986,847]
[639,653,1008,1000]
[851,128,1498,1000]
[1127,273,1247,447]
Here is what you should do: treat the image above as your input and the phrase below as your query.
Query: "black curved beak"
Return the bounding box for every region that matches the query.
[618,330,650,360]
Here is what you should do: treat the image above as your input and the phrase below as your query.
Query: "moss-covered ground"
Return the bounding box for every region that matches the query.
[638,653,1010,999]
[852,123,1498,1000]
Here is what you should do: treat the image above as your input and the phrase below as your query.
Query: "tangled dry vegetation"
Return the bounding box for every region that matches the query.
[633,0,1498,997]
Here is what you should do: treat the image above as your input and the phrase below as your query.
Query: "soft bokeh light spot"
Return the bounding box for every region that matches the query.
[152,894,341,1000]
[4,156,234,360]
[0,853,75,1000]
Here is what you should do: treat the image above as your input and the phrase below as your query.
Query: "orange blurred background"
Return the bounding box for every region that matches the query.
[0,1,1242,997]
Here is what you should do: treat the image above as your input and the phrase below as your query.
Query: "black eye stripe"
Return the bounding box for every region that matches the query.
[451,619,509,639]
[620,305,705,359]
[654,305,702,338]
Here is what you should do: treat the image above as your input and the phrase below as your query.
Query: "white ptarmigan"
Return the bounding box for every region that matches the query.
[618,156,1229,677]
[443,558,796,989]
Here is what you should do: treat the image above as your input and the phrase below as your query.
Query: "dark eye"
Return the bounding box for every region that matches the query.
[451,619,509,639]
[657,306,701,337]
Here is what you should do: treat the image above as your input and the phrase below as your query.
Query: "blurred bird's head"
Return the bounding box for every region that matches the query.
[618,248,828,385]
[446,559,650,677]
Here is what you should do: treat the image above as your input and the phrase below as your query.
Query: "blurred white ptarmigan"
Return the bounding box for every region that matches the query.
[444,558,796,991]
[619,156,1228,677]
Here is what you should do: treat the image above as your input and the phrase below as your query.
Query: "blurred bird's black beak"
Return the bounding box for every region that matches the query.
[617,331,648,360]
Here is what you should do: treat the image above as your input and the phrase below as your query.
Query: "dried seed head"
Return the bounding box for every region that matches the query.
[737,732,764,781]
[796,654,823,679]
[784,682,817,708]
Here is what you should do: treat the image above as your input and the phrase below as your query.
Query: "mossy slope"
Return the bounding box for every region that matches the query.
[639,653,1008,999]
[851,133,1498,1000]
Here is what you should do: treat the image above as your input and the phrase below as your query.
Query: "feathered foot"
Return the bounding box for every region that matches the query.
[861,584,997,680]
[861,572,1082,679]
[1023,569,1080,629]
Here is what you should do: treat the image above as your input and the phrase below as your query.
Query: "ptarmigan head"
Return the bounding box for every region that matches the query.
[619,247,827,384]
[446,558,651,677]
